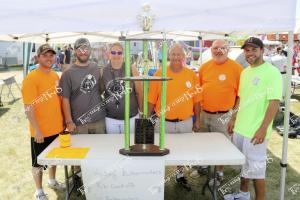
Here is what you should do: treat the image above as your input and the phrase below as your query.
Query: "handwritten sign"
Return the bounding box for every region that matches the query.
[81,158,165,200]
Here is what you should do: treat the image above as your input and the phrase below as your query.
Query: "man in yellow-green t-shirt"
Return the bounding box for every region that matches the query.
[225,37,282,200]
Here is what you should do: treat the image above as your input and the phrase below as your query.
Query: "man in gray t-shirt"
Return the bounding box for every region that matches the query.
[59,38,106,134]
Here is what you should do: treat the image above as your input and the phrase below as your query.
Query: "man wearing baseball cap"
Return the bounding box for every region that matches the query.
[59,38,106,134]
[225,37,282,200]
[22,44,65,199]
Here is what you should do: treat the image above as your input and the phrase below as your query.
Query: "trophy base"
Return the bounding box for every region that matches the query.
[119,144,169,156]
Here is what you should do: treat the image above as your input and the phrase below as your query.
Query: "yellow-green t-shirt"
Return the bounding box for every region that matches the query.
[234,62,282,139]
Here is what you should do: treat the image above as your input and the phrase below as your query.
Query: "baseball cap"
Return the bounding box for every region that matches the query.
[74,38,91,49]
[241,37,264,49]
[37,44,56,55]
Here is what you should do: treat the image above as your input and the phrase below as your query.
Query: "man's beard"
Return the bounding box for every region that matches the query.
[77,56,89,63]
[247,56,261,65]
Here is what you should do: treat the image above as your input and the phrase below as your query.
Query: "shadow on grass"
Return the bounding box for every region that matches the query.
[164,149,300,200]
[0,107,10,117]
[215,150,300,200]
[54,190,86,200]
[291,93,300,102]
[53,179,86,200]
[264,150,300,200]
[7,98,21,105]
[164,165,237,200]
[0,66,23,72]
[0,98,21,106]
[218,150,300,200]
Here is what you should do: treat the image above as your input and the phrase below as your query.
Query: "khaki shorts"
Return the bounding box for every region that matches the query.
[199,110,231,139]
[105,114,138,134]
[74,119,106,134]
[233,133,268,179]
[154,117,193,133]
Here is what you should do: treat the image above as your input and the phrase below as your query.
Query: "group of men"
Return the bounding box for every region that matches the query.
[22,38,142,199]
[22,37,282,200]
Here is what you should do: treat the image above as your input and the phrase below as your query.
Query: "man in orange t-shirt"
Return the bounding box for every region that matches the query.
[148,43,201,191]
[22,44,65,200]
[196,39,243,181]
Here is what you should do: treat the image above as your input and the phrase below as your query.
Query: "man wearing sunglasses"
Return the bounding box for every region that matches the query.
[59,38,106,135]
[102,42,143,134]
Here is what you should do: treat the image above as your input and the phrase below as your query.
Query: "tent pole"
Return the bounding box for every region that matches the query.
[27,43,32,74]
[22,42,26,78]
[23,42,31,77]
[198,33,203,67]
[279,31,293,200]
[159,33,167,150]
[124,40,130,150]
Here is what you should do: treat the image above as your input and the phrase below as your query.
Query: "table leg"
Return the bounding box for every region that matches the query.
[71,166,75,187]
[201,166,218,200]
[71,166,80,196]
[212,166,218,200]
[202,166,213,195]
[64,166,70,200]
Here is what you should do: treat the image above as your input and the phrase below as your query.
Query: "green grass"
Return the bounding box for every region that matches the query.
[0,65,23,72]
[163,131,300,200]
[0,83,300,200]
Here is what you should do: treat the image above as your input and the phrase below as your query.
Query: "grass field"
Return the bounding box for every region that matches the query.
[0,70,299,200]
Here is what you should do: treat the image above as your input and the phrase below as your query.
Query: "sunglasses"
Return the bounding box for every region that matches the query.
[77,47,90,54]
[111,51,123,55]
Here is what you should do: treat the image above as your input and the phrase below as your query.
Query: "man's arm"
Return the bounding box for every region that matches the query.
[59,71,76,132]
[24,105,44,143]
[63,51,66,63]
[131,64,143,112]
[148,103,155,117]
[251,100,280,144]
[62,97,76,132]
[193,102,201,132]
[227,96,240,134]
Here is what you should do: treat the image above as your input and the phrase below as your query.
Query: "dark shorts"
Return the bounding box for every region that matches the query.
[31,134,58,168]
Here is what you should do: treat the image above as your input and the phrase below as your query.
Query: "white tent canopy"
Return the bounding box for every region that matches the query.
[0,0,296,34]
[295,18,300,33]
[0,31,226,44]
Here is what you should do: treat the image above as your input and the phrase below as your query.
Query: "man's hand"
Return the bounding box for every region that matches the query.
[34,130,44,143]
[193,118,201,132]
[227,117,236,135]
[250,100,279,145]
[66,122,76,133]
[251,126,267,145]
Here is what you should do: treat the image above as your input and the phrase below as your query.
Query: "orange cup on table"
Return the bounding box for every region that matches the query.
[59,130,71,148]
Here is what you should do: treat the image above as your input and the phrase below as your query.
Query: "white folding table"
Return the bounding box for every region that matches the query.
[38,133,245,200]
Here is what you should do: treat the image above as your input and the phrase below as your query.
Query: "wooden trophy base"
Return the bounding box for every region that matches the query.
[119,144,169,156]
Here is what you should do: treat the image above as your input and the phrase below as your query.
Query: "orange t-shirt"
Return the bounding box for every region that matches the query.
[21,68,64,137]
[148,66,201,120]
[199,59,243,112]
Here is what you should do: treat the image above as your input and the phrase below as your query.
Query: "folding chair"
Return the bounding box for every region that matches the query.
[0,75,21,101]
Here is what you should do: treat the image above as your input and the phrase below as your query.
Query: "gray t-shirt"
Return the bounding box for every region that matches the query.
[102,64,139,119]
[59,62,106,126]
